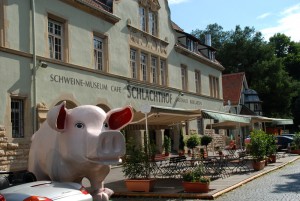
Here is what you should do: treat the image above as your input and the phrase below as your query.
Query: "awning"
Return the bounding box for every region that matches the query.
[130,105,202,126]
[272,118,294,125]
[250,116,274,123]
[206,121,249,129]
[201,109,251,123]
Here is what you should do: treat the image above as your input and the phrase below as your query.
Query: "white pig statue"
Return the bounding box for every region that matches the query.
[28,101,134,201]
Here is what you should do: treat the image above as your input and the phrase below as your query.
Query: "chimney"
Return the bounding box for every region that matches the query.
[205,34,211,46]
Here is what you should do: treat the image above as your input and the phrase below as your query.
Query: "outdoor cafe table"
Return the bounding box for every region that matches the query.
[186,156,230,179]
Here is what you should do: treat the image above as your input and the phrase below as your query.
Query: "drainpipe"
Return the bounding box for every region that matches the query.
[31,0,37,133]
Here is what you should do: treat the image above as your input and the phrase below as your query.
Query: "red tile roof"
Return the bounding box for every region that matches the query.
[222,72,245,106]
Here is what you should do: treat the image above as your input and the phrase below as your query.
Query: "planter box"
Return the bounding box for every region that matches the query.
[252,160,266,171]
[125,179,155,192]
[290,149,300,155]
[182,181,210,193]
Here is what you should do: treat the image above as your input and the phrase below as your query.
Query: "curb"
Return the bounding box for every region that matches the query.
[212,156,300,199]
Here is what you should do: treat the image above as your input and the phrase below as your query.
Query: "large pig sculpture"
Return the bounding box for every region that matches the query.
[28,101,133,201]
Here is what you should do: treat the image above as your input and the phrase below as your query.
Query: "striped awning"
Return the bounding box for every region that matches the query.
[201,109,251,123]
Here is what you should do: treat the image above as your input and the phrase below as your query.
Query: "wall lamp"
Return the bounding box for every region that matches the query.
[39,61,48,68]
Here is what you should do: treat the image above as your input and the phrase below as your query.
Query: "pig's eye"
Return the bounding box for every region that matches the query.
[75,122,85,129]
[103,123,109,128]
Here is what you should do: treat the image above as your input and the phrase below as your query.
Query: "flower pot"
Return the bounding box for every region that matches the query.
[182,181,210,193]
[252,160,266,171]
[290,149,300,155]
[268,154,276,163]
[125,179,155,192]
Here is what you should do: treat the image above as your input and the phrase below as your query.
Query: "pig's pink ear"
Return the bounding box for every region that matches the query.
[107,106,134,130]
[47,101,67,132]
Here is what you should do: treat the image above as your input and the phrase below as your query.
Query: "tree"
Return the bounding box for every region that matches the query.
[191,24,300,119]
[269,33,291,58]
[252,57,298,117]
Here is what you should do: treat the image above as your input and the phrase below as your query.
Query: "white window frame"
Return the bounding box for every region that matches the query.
[130,49,138,79]
[148,11,157,36]
[139,7,146,32]
[139,5,158,36]
[151,56,158,84]
[195,70,201,94]
[141,53,148,81]
[181,65,188,91]
[48,19,63,60]
[209,75,220,98]
[94,36,104,71]
[160,59,167,86]
[11,98,24,138]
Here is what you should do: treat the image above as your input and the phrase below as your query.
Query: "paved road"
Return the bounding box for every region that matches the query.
[110,159,300,201]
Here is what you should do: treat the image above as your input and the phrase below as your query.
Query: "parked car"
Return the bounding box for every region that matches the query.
[281,134,295,138]
[275,135,294,150]
[0,181,92,201]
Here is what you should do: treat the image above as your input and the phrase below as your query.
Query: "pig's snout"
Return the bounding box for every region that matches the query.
[98,131,125,160]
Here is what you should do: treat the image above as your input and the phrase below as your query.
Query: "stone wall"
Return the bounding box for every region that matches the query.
[0,126,29,172]
[204,129,226,151]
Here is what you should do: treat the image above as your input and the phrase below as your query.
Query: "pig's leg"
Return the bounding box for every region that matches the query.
[28,163,51,181]
[88,165,112,201]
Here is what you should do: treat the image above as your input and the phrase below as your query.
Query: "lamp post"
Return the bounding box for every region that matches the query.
[141,105,151,154]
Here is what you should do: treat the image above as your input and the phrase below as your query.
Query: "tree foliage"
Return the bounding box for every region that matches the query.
[191,24,300,129]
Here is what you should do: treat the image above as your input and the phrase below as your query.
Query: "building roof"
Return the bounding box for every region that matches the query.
[171,21,184,32]
[222,72,246,106]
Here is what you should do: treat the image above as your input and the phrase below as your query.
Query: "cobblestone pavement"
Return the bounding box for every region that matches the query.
[110,159,300,201]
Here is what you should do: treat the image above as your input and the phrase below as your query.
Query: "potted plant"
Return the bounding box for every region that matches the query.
[201,135,213,153]
[291,132,300,154]
[122,138,155,192]
[163,136,172,156]
[265,134,277,163]
[249,130,268,171]
[182,165,210,193]
[186,134,201,158]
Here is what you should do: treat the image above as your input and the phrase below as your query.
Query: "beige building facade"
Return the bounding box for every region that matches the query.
[0,0,224,171]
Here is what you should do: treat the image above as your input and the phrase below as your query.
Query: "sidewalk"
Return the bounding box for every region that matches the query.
[104,154,300,200]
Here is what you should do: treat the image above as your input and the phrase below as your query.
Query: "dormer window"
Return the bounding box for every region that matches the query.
[138,0,160,36]
[187,38,197,52]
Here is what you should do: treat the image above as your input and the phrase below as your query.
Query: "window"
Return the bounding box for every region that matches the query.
[94,36,104,71]
[130,49,137,79]
[140,53,148,81]
[139,5,158,36]
[48,19,63,60]
[160,59,167,86]
[130,48,167,85]
[151,56,158,83]
[181,65,188,91]
[0,0,4,47]
[187,38,195,52]
[148,11,157,35]
[11,98,24,138]
[139,7,146,32]
[197,117,203,135]
[195,70,201,94]
[209,75,220,98]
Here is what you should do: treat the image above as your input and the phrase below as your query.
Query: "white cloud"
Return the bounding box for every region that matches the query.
[168,0,190,5]
[260,4,300,42]
[256,12,271,19]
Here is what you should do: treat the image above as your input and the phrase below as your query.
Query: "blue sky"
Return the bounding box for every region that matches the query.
[168,0,300,42]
